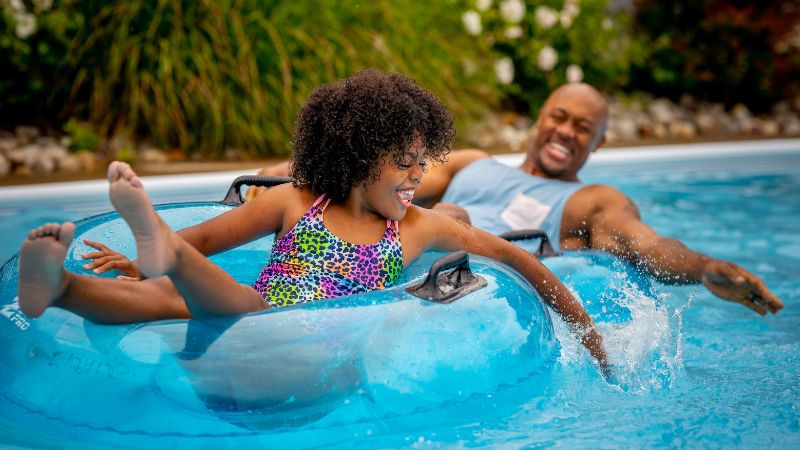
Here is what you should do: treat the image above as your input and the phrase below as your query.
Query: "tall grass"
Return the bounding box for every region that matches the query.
[64,0,498,156]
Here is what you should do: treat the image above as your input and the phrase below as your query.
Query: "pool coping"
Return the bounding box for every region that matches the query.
[1,138,799,202]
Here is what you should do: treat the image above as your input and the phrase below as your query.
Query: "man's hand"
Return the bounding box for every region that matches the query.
[81,239,142,280]
[700,259,784,315]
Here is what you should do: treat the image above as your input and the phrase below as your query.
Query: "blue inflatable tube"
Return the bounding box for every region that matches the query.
[0,201,561,447]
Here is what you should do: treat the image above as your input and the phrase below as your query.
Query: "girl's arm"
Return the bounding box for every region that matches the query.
[82,184,297,278]
[176,183,295,256]
[407,208,610,374]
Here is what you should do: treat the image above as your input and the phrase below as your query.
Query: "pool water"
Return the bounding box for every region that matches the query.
[0,142,798,448]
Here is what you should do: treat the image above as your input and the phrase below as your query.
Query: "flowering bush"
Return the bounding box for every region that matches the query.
[0,0,85,126]
[459,0,635,112]
[630,0,800,111]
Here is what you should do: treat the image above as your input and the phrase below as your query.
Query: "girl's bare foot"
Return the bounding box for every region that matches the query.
[107,161,176,278]
[18,222,76,318]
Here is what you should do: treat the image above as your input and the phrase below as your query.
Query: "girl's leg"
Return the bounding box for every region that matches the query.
[108,162,267,318]
[18,222,190,323]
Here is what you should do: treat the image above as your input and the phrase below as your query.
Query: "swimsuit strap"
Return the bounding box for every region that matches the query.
[311,193,330,210]
[386,219,399,231]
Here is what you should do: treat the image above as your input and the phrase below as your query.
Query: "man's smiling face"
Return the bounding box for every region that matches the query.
[528,84,608,181]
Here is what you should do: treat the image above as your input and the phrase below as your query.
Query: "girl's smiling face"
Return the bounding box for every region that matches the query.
[360,138,428,221]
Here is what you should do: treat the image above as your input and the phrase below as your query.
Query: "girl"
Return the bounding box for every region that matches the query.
[18,69,609,372]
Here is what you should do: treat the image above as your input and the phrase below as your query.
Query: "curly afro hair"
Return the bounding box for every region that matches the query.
[289,69,455,203]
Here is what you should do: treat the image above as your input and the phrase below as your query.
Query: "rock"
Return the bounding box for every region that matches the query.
[758,119,780,137]
[60,136,71,148]
[671,120,698,140]
[7,144,40,166]
[13,164,32,176]
[613,116,639,140]
[721,118,741,136]
[32,154,56,174]
[58,154,82,173]
[653,122,670,139]
[772,101,791,115]
[739,117,757,135]
[0,154,10,177]
[648,98,675,124]
[638,121,654,139]
[695,112,719,135]
[36,136,58,147]
[138,147,169,164]
[75,151,101,172]
[497,125,527,152]
[779,114,800,135]
[15,126,40,145]
[0,138,16,156]
[731,104,752,121]
[41,144,67,162]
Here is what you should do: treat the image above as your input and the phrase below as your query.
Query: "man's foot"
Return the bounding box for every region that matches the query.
[18,222,75,318]
[107,161,176,278]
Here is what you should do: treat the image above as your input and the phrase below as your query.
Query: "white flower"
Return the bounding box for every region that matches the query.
[494,57,515,85]
[14,12,36,39]
[602,17,613,30]
[33,0,53,11]
[563,3,580,18]
[560,11,573,28]
[505,25,523,40]
[7,0,25,14]
[566,64,584,83]
[535,6,558,30]
[462,10,482,36]
[499,0,526,24]
[537,45,558,71]
[475,0,492,12]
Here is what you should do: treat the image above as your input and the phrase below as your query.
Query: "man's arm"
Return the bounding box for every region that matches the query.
[414,149,489,207]
[576,185,784,315]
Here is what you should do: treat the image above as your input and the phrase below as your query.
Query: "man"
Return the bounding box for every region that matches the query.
[410,83,782,315]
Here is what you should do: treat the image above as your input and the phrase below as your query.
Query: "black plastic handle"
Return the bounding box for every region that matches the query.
[220,175,294,205]
[406,251,487,303]
[498,229,561,258]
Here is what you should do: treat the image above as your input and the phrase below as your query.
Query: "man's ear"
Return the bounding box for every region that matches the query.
[592,134,606,153]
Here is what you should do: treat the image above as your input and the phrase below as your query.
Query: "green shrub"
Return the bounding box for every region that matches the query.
[3,0,501,156]
[63,118,98,151]
[630,0,800,111]
[0,0,85,126]
[458,0,635,113]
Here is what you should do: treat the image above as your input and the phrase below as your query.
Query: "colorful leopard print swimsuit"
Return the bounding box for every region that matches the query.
[252,194,404,308]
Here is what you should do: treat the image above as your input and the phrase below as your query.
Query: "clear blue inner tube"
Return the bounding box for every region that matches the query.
[2,201,650,447]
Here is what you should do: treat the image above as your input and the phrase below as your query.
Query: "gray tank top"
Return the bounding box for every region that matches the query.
[441,158,582,251]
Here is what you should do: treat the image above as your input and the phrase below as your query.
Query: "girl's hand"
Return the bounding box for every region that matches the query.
[81,239,143,280]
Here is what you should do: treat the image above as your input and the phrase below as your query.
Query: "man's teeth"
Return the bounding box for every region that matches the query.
[398,189,414,201]
[551,143,570,155]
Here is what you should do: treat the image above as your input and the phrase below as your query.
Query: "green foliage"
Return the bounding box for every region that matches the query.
[0,0,85,125]
[459,0,635,113]
[62,118,98,151]
[630,0,800,111]
[2,0,500,156]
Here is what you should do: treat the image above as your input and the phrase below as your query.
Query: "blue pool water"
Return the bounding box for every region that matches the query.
[0,141,798,448]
